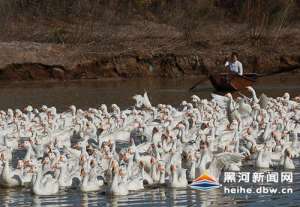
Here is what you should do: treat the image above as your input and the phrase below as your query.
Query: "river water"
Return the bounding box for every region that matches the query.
[0,74,300,207]
[0,73,299,111]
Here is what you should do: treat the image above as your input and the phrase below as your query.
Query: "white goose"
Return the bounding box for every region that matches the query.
[56,158,73,188]
[0,89,299,199]
[150,157,160,183]
[0,160,22,187]
[280,148,295,170]
[108,167,129,196]
[197,152,243,182]
[32,166,59,195]
[126,163,145,191]
[80,168,104,192]
[168,165,188,188]
[256,145,272,169]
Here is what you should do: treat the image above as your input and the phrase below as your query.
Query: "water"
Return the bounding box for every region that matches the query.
[0,73,299,111]
[0,74,300,206]
[1,164,300,207]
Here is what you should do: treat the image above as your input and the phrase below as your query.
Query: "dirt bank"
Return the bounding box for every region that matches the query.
[1,1,300,81]
[0,41,300,81]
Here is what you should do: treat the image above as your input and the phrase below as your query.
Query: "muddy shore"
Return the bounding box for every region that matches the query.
[1,1,300,81]
[0,41,300,81]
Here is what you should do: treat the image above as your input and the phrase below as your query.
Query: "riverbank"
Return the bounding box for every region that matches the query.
[1,0,300,81]
[0,37,300,81]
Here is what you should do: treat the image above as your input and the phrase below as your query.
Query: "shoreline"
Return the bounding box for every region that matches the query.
[0,41,300,81]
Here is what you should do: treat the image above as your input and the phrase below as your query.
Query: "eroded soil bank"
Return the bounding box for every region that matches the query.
[0,42,300,81]
[1,1,300,81]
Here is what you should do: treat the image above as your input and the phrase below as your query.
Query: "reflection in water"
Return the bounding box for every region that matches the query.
[32,196,42,207]
[0,78,210,111]
[0,167,300,207]
[0,74,300,206]
[81,193,88,207]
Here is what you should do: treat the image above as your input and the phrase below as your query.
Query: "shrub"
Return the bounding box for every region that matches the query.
[48,27,66,44]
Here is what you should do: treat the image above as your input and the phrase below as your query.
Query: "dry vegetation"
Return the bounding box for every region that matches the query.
[0,0,299,80]
[0,0,299,68]
[0,0,299,47]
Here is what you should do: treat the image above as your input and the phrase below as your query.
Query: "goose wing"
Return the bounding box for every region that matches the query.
[209,152,243,180]
[238,100,252,116]
[259,93,269,109]
[211,93,230,109]
[143,92,152,108]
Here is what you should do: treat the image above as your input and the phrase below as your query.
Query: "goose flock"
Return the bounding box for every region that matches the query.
[0,86,300,196]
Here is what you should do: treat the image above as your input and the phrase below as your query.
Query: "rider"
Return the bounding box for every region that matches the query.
[225,52,243,76]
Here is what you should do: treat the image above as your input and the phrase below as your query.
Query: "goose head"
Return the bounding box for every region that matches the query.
[24,105,33,113]
[199,139,209,150]
[283,92,290,101]
[41,105,48,112]
[225,93,233,99]
[158,162,165,172]
[191,95,200,103]
[111,104,120,114]
[139,161,145,169]
[7,109,14,117]
[181,100,187,107]
[42,156,50,165]
[229,120,239,130]
[284,148,294,159]
[246,86,253,91]
[133,94,144,108]
[80,168,87,178]
[17,160,24,169]
[170,164,177,173]
[0,152,6,162]
[246,86,258,99]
